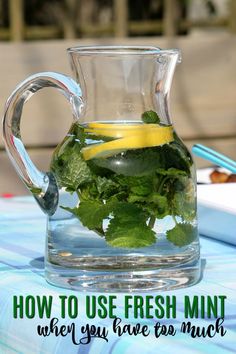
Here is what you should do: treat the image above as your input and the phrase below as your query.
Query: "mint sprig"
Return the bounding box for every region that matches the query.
[50,111,196,248]
[166,223,197,247]
[141,110,160,124]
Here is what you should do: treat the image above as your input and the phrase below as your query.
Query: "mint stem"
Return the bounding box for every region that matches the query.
[148,216,156,229]
[95,227,105,236]
[172,214,178,225]
[157,176,169,194]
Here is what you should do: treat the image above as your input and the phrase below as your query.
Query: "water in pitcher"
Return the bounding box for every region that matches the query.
[47,115,199,291]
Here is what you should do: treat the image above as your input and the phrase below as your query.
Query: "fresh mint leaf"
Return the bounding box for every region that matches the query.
[130,184,152,196]
[50,123,93,190]
[127,194,146,203]
[148,193,168,217]
[62,200,111,230]
[115,175,154,196]
[72,123,87,147]
[51,147,93,190]
[143,203,166,219]
[172,178,196,221]
[141,110,160,124]
[107,191,128,203]
[162,142,191,174]
[166,223,197,247]
[106,224,156,248]
[149,192,167,205]
[84,133,114,142]
[96,176,120,199]
[156,167,188,177]
[111,202,147,222]
[106,202,156,248]
[128,192,168,218]
[79,182,99,200]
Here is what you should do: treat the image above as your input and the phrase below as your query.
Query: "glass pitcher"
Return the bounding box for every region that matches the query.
[2,46,200,292]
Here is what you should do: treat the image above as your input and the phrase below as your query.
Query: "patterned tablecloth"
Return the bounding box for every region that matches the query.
[0,196,235,354]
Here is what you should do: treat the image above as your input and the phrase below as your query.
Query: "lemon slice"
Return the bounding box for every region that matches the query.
[87,122,159,130]
[82,126,173,160]
[85,126,165,138]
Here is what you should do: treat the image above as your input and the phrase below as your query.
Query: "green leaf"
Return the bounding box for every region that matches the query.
[106,216,156,248]
[84,133,114,142]
[50,123,94,190]
[62,200,112,230]
[141,110,160,124]
[156,167,188,177]
[128,192,170,219]
[107,228,156,248]
[130,185,150,196]
[52,149,93,190]
[171,178,196,222]
[96,176,120,198]
[166,223,197,247]
[161,142,191,174]
[79,183,99,200]
[107,191,128,203]
[148,194,168,217]
[115,174,154,196]
[112,202,147,222]
[149,193,167,205]
[105,202,156,248]
[128,192,169,219]
[127,194,146,203]
[72,123,87,147]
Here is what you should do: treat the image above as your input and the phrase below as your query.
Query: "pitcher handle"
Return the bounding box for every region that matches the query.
[2,72,83,215]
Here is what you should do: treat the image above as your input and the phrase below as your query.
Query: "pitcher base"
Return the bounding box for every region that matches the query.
[45,260,201,292]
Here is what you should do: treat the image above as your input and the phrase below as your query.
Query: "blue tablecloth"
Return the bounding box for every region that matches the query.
[0,196,235,354]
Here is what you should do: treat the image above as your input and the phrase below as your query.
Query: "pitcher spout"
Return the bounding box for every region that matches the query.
[154,49,180,124]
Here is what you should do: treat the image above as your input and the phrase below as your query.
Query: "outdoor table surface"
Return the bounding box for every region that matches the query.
[0,196,235,354]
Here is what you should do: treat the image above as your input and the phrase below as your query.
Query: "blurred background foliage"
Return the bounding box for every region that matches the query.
[0,0,234,41]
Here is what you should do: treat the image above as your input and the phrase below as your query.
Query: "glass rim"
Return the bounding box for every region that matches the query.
[67,45,180,56]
